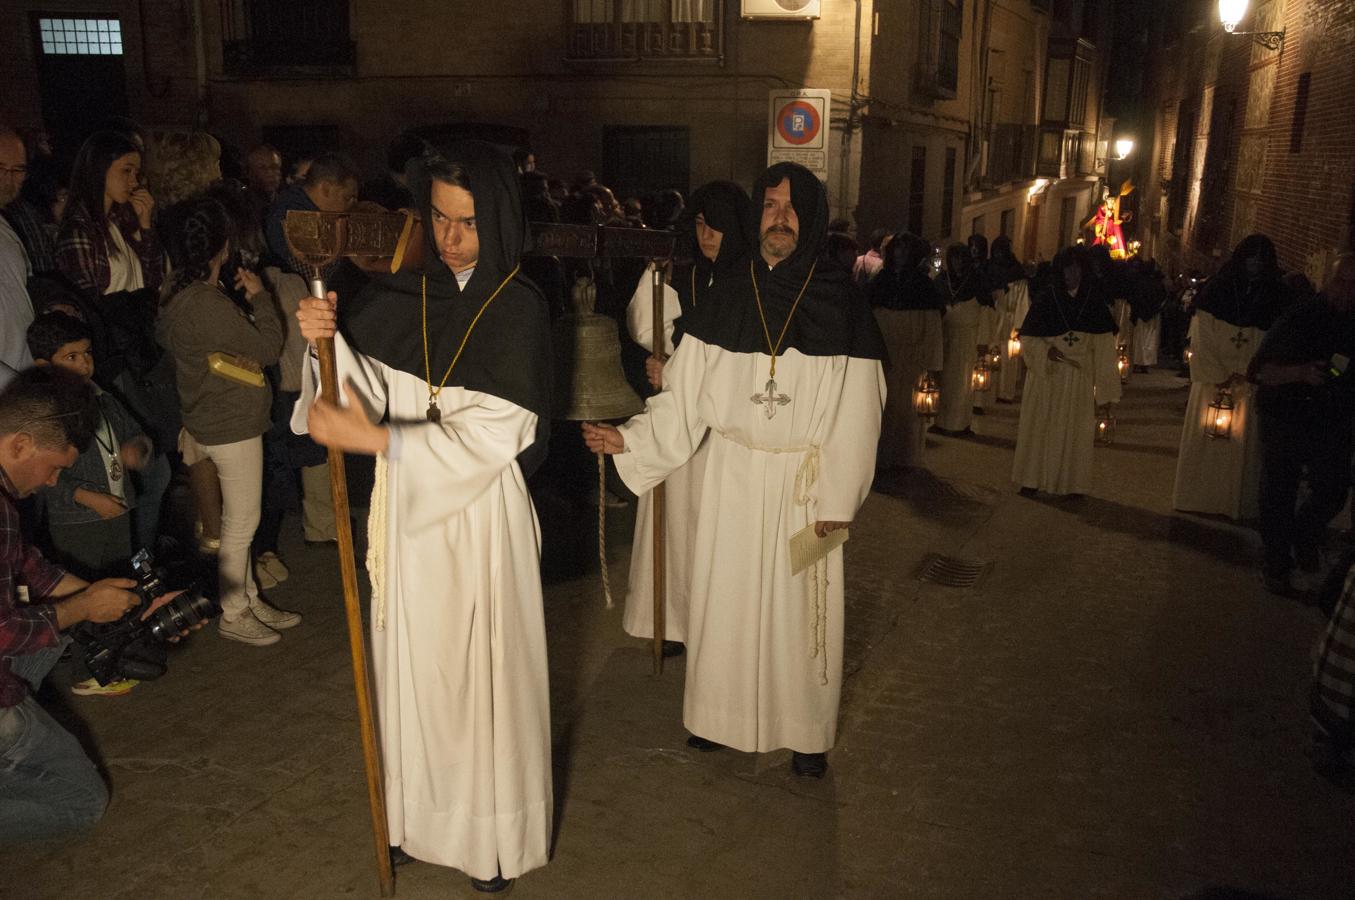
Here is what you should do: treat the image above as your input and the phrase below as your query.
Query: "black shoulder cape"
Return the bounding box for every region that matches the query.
[1194,265,1288,330]
[1018,281,1117,337]
[681,162,886,361]
[338,141,552,471]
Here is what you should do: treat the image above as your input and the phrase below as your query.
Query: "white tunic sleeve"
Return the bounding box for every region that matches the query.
[390,395,539,533]
[1188,312,1234,385]
[291,331,390,434]
[624,263,681,356]
[817,357,886,522]
[1022,335,1054,378]
[614,336,710,496]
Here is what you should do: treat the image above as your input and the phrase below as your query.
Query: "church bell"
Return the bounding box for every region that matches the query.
[553,313,644,421]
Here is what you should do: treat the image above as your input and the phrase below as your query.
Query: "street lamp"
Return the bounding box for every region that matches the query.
[1115,138,1135,160]
[1218,0,1285,51]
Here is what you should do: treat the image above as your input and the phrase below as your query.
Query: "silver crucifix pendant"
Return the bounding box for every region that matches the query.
[750,378,791,419]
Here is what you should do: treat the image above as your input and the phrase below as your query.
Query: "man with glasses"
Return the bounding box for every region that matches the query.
[0,127,34,387]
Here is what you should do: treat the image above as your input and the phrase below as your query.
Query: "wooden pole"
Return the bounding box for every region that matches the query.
[311,276,396,898]
[650,264,667,676]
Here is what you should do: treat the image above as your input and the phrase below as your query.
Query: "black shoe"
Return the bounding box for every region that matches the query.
[661,640,685,658]
[1018,486,1038,498]
[390,846,416,868]
[471,873,514,893]
[791,751,828,778]
[954,427,975,437]
[686,734,726,752]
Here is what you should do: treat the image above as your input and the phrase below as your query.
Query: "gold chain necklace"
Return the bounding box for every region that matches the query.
[748,257,817,419]
[421,265,520,423]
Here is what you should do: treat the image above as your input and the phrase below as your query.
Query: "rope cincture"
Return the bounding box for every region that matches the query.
[368,455,389,631]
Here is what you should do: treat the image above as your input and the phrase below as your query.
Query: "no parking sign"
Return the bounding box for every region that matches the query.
[768,89,831,181]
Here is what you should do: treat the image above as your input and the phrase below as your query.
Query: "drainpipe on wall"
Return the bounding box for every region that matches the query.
[840,0,863,226]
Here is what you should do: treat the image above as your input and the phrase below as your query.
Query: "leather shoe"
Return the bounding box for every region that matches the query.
[661,640,685,658]
[390,846,415,868]
[686,734,726,752]
[471,873,514,893]
[791,751,828,778]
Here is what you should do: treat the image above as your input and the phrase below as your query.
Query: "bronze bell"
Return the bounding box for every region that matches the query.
[553,313,644,421]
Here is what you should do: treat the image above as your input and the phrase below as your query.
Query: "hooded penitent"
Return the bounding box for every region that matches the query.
[1193,233,1288,331]
[676,180,752,314]
[1019,247,1117,337]
[681,162,886,362]
[339,140,552,472]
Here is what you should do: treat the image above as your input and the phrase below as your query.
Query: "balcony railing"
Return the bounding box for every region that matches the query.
[981,123,1038,188]
[1035,127,1098,179]
[567,1,722,62]
[220,0,355,76]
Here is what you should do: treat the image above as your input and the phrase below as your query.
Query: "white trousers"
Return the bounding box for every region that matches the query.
[189,434,263,618]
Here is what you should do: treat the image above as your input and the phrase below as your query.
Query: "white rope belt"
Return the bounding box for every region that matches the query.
[714,429,830,685]
[368,454,389,632]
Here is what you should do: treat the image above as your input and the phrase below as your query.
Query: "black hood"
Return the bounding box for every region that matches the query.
[748,162,829,278]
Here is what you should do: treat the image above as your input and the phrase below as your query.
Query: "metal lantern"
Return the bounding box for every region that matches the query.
[1205,386,1235,439]
[986,346,1002,371]
[913,372,941,419]
[1096,410,1116,444]
[971,358,993,392]
[1184,345,1194,366]
[1007,330,1022,361]
[1116,344,1131,383]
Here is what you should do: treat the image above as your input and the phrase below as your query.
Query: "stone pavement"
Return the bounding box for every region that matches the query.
[5,368,1354,898]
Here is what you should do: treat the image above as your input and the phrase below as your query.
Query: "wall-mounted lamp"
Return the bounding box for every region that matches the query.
[1218,0,1285,51]
[1114,138,1135,160]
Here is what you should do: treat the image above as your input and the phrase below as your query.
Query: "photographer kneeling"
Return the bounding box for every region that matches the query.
[0,369,184,844]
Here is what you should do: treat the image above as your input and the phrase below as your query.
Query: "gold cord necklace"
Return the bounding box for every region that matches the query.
[748,257,817,419]
[421,264,520,423]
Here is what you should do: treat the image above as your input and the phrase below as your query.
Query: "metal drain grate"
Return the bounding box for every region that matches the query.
[917,553,993,588]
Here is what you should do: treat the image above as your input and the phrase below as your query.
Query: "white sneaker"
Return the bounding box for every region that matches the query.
[218,609,281,646]
[253,559,279,590]
[249,596,302,630]
[257,551,289,583]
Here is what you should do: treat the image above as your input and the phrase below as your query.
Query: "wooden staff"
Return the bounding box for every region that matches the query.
[309,271,395,898]
[650,263,668,675]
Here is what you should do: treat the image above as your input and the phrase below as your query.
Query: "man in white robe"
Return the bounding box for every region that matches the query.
[294,144,552,893]
[584,163,886,778]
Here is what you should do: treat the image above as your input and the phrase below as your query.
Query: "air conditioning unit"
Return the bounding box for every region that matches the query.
[742,0,821,20]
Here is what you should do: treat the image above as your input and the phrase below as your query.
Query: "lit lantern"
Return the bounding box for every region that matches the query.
[1007,330,1022,361]
[1218,0,1248,33]
[1184,345,1195,366]
[987,346,1002,371]
[912,372,941,419]
[1117,345,1131,383]
[971,358,993,392]
[1205,386,1235,439]
[1096,410,1116,445]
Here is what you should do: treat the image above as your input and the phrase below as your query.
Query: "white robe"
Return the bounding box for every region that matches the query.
[1012,330,1122,495]
[874,307,943,470]
[293,334,551,881]
[1172,311,1265,519]
[615,339,884,753]
[622,266,708,641]
[996,280,1031,402]
[937,297,981,431]
[1132,314,1162,366]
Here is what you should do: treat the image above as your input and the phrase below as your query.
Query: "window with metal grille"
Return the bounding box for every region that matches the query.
[38,18,122,55]
[221,0,354,74]
[1290,72,1311,154]
[568,0,721,61]
[999,208,1014,238]
[910,146,928,235]
[938,1,963,94]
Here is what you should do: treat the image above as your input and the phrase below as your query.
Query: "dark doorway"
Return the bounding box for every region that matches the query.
[602,126,690,201]
[30,15,130,159]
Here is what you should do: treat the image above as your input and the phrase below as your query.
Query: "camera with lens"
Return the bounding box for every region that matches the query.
[72,549,222,685]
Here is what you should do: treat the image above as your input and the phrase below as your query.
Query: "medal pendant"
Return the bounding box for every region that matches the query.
[426,401,442,424]
[109,456,123,482]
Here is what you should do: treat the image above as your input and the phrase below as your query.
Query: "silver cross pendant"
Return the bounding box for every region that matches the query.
[750,378,791,419]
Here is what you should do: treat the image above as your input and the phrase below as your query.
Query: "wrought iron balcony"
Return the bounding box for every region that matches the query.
[981,123,1038,188]
[220,0,355,76]
[566,1,722,62]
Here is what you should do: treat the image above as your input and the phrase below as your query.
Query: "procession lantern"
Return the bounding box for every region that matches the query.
[1096,410,1116,444]
[913,372,941,419]
[1007,330,1022,361]
[987,346,1002,371]
[1184,345,1195,366]
[1205,386,1235,440]
[1117,345,1131,383]
[971,358,993,392]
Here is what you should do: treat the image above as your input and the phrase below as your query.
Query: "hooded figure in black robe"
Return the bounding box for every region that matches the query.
[1193,233,1289,332]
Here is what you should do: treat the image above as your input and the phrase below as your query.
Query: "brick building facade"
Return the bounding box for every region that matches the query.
[2,1,1116,261]
[1136,0,1354,284]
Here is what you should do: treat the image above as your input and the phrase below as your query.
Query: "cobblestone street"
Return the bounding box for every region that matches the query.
[6,369,1354,899]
